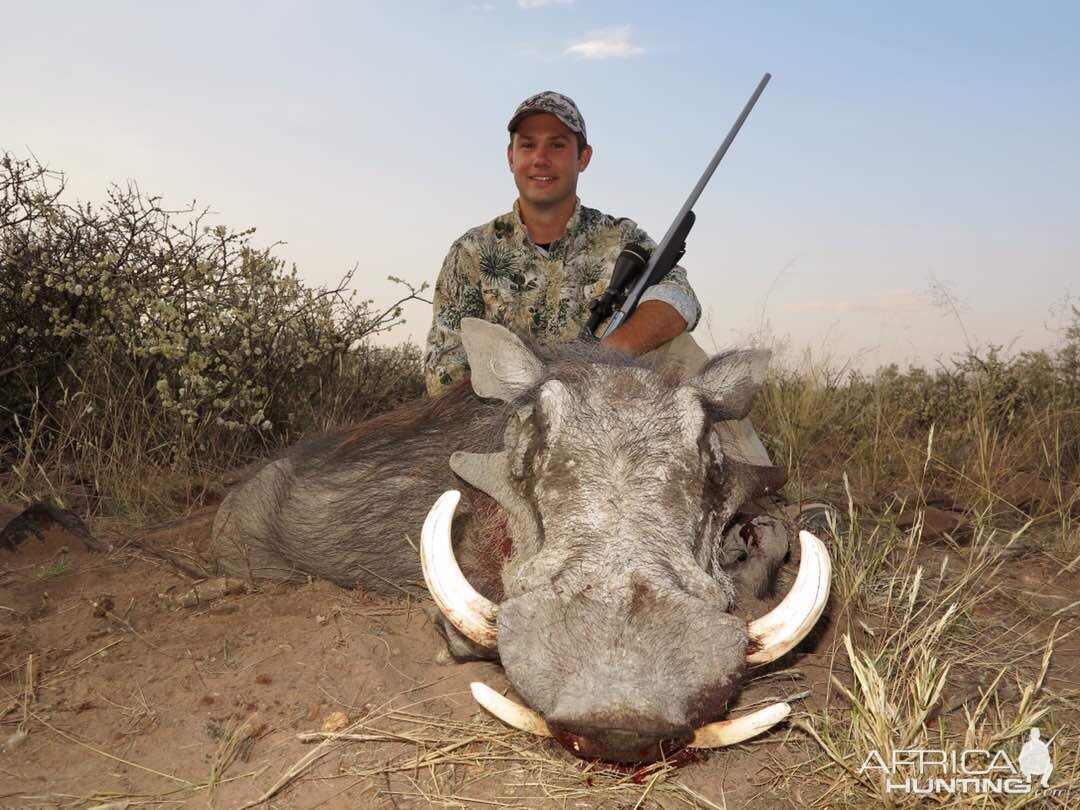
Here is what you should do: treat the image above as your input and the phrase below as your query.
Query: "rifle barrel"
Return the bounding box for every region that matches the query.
[602,72,772,337]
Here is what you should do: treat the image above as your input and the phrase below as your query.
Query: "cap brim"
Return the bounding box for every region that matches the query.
[507,110,583,137]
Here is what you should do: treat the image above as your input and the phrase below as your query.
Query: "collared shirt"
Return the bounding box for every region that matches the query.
[423,200,701,395]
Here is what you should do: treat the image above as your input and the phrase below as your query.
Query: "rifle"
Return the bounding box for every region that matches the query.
[582,73,772,339]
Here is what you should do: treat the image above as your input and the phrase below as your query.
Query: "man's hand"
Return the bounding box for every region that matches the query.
[600,300,688,356]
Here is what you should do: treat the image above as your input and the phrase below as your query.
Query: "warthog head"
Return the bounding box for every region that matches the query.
[423,320,830,763]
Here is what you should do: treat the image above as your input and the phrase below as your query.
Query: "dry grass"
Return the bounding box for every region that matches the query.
[250,697,736,809]
[784,502,1076,806]
[755,338,1080,558]
[0,340,424,523]
[752,341,1080,807]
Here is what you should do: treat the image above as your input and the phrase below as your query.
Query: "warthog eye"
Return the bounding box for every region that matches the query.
[706,458,726,487]
[507,404,542,480]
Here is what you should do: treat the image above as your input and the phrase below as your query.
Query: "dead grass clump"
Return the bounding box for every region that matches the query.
[755,321,1080,557]
[788,505,1077,806]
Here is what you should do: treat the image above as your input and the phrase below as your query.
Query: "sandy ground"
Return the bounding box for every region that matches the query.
[1,501,1077,809]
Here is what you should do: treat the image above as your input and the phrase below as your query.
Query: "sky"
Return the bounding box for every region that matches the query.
[3,1,1078,370]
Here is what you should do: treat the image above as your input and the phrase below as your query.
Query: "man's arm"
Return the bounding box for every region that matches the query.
[640,263,701,330]
[614,219,702,337]
[597,220,701,356]
[423,242,483,396]
[600,299,687,356]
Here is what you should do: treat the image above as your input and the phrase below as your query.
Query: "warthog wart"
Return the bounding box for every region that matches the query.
[211,318,831,762]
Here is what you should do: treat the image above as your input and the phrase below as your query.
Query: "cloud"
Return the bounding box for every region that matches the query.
[783,289,925,316]
[518,0,573,8]
[564,26,644,60]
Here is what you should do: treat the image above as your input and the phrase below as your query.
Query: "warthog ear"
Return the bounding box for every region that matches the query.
[461,318,544,401]
[693,349,771,421]
[726,458,789,504]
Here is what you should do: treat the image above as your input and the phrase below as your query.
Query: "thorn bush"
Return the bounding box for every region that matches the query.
[1,151,425,511]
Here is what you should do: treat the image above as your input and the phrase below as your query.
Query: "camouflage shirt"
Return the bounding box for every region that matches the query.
[423,200,701,395]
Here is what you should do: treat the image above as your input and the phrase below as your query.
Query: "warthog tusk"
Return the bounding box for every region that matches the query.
[690,702,791,748]
[420,490,499,648]
[746,530,831,664]
[470,681,552,737]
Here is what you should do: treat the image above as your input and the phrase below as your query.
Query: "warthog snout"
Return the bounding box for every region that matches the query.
[546,715,694,763]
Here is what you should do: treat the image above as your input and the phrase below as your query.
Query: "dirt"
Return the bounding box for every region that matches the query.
[1,505,1077,809]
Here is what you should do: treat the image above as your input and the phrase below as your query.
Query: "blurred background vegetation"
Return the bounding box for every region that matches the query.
[755,308,1080,555]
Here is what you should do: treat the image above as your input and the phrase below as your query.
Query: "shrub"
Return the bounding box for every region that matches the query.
[1,152,426,515]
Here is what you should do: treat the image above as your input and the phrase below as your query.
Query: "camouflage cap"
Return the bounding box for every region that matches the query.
[507,91,587,145]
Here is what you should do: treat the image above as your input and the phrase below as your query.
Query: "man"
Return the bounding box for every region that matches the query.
[423,90,701,395]
[422,90,832,567]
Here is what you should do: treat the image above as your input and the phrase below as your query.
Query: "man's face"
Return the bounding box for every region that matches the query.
[507,113,592,211]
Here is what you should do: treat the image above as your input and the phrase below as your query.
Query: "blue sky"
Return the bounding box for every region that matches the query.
[3,1,1078,368]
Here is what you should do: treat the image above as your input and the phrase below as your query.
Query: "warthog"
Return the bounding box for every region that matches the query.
[211,319,830,763]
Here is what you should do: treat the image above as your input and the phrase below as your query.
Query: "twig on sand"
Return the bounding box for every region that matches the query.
[165,576,247,608]
[30,710,196,787]
[20,654,35,732]
[1052,598,1080,617]
[238,722,361,809]
[350,561,420,599]
[66,638,124,670]
[45,768,265,807]
[208,713,264,799]
[676,784,727,810]
[124,534,211,580]
[103,608,193,661]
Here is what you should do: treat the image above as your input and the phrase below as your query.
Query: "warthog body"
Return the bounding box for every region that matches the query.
[211,320,811,762]
[211,379,504,591]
